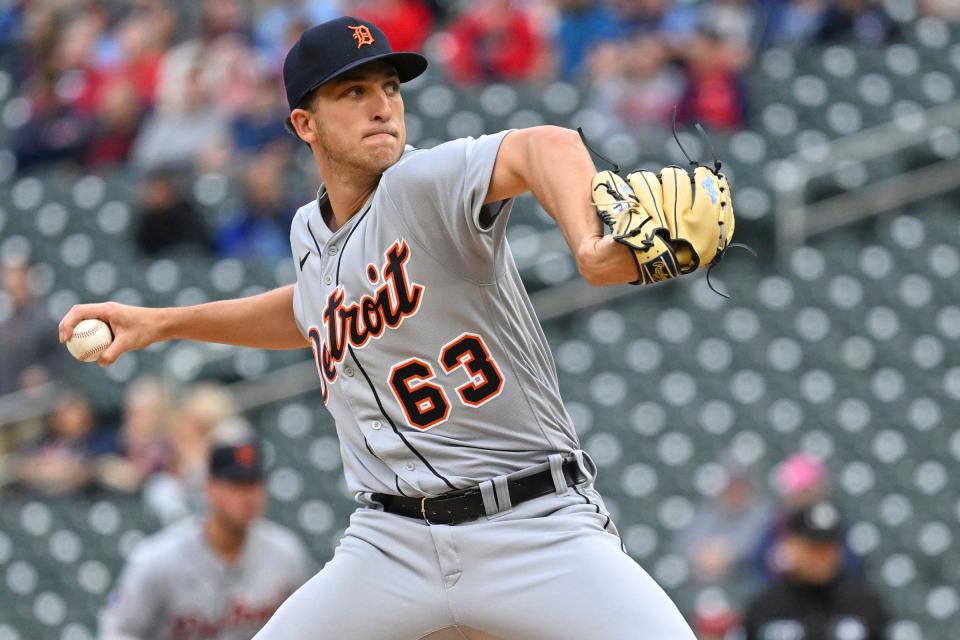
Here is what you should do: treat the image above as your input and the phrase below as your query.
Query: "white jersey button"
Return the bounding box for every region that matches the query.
[371,420,382,430]
[404,462,415,471]
[328,245,338,255]
[343,365,355,377]
[324,274,332,285]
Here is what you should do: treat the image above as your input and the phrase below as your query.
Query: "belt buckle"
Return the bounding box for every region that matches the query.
[420,496,432,525]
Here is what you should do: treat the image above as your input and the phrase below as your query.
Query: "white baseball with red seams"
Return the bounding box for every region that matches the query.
[66,318,113,362]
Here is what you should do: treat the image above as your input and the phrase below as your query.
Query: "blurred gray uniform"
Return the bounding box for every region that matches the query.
[99,518,312,640]
[258,132,694,639]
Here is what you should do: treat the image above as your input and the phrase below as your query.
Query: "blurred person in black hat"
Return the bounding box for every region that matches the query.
[741,500,890,640]
[99,435,313,640]
[143,382,236,525]
[133,167,213,257]
[0,258,68,396]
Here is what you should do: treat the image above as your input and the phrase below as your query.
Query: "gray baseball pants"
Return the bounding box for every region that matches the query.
[255,455,695,639]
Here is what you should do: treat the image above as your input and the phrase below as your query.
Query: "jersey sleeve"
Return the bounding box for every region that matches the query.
[98,546,166,640]
[381,131,516,283]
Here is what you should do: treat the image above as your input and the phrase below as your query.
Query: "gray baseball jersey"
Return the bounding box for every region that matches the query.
[99,518,312,640]
[265,132,697,639]
[290,131,579,500]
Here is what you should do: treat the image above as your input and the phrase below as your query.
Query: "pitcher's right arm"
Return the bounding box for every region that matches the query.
[59,285,307,367]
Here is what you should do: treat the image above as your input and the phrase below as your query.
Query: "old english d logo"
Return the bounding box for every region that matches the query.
[349,25,375,48]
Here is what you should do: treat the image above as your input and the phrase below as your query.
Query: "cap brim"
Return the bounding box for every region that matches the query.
[378,52,429,83]
[293,52,428,109]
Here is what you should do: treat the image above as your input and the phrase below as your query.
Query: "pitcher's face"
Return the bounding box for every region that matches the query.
[308,61,406,176]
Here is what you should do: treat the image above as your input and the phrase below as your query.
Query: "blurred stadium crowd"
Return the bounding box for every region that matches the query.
[5,0,941,189]
[2,0,960,638]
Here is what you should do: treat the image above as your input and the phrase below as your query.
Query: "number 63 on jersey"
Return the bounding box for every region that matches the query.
[388,332,504,431]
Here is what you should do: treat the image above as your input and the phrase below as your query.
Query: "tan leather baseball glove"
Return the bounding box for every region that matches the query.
[592,164,735,287]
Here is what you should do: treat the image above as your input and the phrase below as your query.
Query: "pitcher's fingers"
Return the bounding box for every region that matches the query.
[97,337,127,368]
[59,302,109,342]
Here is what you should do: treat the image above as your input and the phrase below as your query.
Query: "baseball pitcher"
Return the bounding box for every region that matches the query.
[62,16,735,640]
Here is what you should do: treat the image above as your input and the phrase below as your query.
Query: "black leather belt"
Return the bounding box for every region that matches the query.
[373,459,586,525]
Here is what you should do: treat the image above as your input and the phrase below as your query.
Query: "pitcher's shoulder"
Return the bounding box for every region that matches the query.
[291,199,319,228]
[383,139,471,182]
[289,199,325,248]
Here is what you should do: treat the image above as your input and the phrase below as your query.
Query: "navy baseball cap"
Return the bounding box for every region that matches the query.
[282,16,428,111]
[786,500,844,542]
[209,440,264,484]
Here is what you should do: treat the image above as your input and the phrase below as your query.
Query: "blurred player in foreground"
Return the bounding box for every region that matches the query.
[62,13,737,638]
[98,439,312,640]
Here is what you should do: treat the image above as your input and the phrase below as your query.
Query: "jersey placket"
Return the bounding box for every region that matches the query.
[322,205,419,493]
[329,201,459,497]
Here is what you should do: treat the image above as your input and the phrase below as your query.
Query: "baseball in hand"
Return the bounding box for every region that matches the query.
[66,318,114,362]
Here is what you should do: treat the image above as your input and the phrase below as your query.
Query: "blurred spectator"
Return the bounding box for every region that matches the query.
[11,3,175,172]
[353,0,434,52]
[92,8,173,106]
[588,36,684,135]
[253,0,341,67]
[131,65,232,173]
[133,169,213,257]
[742,501,890,640]
[754,453,862,583]
[85,78,144,169]
[762,0,829,48]
[100,438,313,639]
[155,0,261,120]
[12,73,91,171]
[97,377,175,493]
[11,3,58,84]
[0,2,24,54]
[698,0,758,51]
[0,260,66,396]
[446,0,547,86]
[14,390,114,496]
[816,0,898,45]
[230,72,294,155]
[144,383,236,524]
[551,0,623,80]
[607,0,699,41]
[777,452,828,505]
[677,29,749,131]
[217,152,298,261]
[693,595,741,640]
[47,9,108,117]
[673,461,773,602]
[922,0,960,19]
